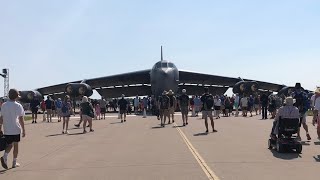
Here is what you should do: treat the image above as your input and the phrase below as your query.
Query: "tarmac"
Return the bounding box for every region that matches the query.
[1,112,320,180]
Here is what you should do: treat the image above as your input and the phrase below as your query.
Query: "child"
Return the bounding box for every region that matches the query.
[95,103,101,120]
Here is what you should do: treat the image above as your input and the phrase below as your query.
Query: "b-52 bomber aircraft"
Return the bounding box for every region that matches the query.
[19,47,286,103]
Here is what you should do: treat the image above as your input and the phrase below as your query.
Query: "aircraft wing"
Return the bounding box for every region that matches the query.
[37,70,151,96]
[179,70,284,92]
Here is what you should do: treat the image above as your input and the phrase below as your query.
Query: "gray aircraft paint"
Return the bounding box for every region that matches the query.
[150,47,179,97]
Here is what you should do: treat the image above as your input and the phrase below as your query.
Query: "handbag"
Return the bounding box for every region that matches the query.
[0,132,7,151]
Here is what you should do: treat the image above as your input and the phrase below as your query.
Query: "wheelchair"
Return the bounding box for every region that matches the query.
[268,117,302,153]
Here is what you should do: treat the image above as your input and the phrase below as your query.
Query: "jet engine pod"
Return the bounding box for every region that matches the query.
[19,90,43,103]
[232,81,259,94]
[65,83,93,97]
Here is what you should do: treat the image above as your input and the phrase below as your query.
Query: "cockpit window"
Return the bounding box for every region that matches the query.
[168,63,175,68]
[161,62,168,68]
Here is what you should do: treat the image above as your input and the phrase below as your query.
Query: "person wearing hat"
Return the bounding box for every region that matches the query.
[178,89,190,126]
[0,89,26,169]
[167,90,177,124]
[158,91,170,127]
[118,94,128,123]
[270,96,300,139]
[311,87,320,139]
[292,83,311,140]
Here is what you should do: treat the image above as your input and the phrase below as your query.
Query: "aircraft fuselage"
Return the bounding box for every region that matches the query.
[150,60,179,97]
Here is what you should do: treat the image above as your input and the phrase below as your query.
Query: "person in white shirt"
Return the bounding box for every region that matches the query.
[0,89,26,170]
[214,96,221,119]
[240,96,249,117]
[234,94,240,117]
[311,87,320,139]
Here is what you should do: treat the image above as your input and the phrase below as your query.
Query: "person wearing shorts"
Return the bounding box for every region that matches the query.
[30,98,40,124]
[99,97,107,120]
[158,91,170,127]
[118,94,128,123]
[167,90,176,124]
[45,96,53,122]
[0,89,26,169]
[201,88,217,133]
[311,88,320,139]
[178,89,190,126]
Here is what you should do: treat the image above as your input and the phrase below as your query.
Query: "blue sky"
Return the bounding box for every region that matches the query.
[1,0,319,98]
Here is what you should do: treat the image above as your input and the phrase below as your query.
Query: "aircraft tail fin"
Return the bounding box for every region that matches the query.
[161,46,163,61]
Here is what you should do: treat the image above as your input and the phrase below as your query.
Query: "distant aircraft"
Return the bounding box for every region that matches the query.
[19,46,285,103]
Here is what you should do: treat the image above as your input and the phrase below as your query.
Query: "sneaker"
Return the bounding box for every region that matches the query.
[86,125,90,127]
[186,122,188,125]
[66,131,69,134]
[183,123,185,126]
[121,120,123,123]
[35,121,37,123]
[90,129,94,132]
[124,120,126,122]
[205,130,209,133]
[172,120,175,123]
[1,157,8,170]
[213,130,218,133]
[83,130,87,134]
[306,133,311,141]
[62,131,65,134]
[32,121,34,124]
[12,162,20,168]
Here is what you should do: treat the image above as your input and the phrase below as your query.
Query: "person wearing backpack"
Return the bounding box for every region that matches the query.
[158,91,170,127]
[81,96,94,133]
[61,95,72,134]
[167,90,177,124]
[201,87,217,133]
[178,89,190,126]
[292,83,311,140]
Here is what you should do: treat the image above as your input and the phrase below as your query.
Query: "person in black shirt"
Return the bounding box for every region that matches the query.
[30,98,40,123]
[260,93,269,119]
[200,88,217,133]
[178,89,190,126]
[118,94,128,123]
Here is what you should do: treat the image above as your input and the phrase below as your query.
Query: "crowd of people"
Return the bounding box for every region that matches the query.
[0,83,320,170]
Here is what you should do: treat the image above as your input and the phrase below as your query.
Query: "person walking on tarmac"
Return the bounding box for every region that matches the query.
[158,91,170,127]
[178,89,190,126]
[118,94,128,123]
[201,87,217,133]
[292,83,311,140]
[167,90,176,124]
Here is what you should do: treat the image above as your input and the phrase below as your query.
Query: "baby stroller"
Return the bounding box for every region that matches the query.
[268,117,302,153]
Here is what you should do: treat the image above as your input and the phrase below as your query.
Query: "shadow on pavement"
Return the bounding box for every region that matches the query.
[172,125,185,128]
[194,132,208,136]
[313,155,320,162]
[68,132,84,136]
[151,126,164,129]
[271,150,301,160]
[314,142,320,145]
[0,169,7,174]
[110,122,122,124]
[46,133,64,137]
